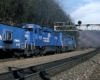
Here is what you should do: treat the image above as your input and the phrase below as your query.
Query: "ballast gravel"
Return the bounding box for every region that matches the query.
[0,48,95,74]
[51,49,100,80]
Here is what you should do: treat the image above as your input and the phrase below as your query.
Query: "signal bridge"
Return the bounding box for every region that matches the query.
[54,22,100,31]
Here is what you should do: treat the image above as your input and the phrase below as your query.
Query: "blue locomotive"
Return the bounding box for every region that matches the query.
[0,23,76,58]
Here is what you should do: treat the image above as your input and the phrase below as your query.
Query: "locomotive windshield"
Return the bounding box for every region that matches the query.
[8,32,12,40]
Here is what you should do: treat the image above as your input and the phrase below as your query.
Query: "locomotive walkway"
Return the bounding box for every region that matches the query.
[0,48,99,80]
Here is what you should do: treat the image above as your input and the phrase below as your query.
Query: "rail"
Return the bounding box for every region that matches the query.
[0,49,99,80]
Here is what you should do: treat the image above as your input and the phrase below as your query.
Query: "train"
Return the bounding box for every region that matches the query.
[0,23,76,58]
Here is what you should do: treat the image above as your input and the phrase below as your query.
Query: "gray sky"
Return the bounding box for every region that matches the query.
[56,0,100,24]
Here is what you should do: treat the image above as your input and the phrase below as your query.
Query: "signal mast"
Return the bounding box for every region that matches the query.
[54,21,100,31]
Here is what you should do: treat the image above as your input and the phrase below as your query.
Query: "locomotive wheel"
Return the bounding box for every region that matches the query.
[23,50,32,58]
[35,48,40,56]
[55,47,58,54]
[13,52,20,59]
[0,51,4,59]
[57,48,60,53]
[60,48,62,53]
[39,48,44,56]
[39,51,43,56]
[55,47,59,54]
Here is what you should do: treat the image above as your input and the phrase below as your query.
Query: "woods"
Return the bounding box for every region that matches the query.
[0,0,73,27]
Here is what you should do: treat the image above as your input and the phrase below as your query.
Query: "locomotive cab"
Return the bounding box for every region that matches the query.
[20,24,35,56]
[20,23,44,56]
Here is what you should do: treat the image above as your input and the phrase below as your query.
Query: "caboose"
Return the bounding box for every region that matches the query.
[0,24,25,58]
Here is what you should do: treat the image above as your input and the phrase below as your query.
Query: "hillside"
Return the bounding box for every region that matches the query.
[0,0,73,28]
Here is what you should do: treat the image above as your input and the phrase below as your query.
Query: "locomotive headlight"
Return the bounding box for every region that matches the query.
[22,26,25,28]
[25,35,28,38]
[28,26,33,28]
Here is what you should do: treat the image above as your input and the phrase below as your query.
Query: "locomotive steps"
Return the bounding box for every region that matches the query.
[0,49,98,80]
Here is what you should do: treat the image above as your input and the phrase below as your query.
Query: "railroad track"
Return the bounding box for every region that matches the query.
[0,49,99,80]
[0,48,93,63]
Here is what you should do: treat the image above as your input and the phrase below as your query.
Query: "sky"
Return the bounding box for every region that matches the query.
[56,0,100,24]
